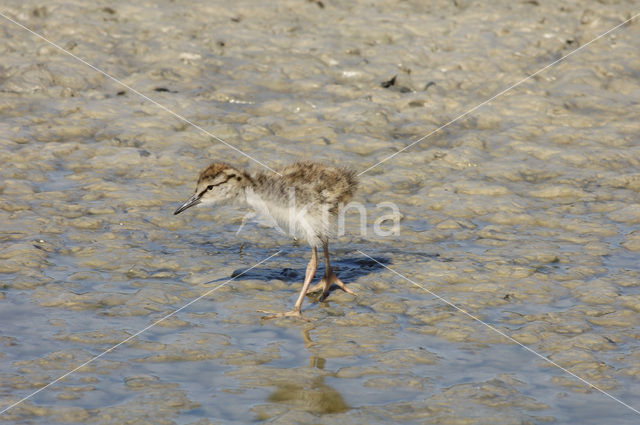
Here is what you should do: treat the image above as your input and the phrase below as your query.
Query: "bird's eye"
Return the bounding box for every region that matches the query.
[207,185,214,191]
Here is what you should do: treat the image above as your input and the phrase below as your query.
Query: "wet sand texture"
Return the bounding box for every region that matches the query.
[1,1,640,424]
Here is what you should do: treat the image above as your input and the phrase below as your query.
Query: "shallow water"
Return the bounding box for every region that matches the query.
[2,0,640,423]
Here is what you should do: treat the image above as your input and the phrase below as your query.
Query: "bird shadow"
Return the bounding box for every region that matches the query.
[225,256,391,284]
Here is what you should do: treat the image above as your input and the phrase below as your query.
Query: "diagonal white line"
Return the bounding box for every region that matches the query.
[0,250,282,416]
[0,11,281,176]
[357,249,640,416]
[358,12,640,176]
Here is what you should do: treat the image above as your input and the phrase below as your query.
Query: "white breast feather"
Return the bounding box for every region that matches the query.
[245,189,332,247]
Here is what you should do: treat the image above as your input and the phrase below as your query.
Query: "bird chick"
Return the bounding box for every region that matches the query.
[174,161,358,319]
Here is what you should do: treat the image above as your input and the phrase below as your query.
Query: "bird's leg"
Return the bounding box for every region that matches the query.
[260,247,317,320]
[306,250,325,296]
[309,242,356,301]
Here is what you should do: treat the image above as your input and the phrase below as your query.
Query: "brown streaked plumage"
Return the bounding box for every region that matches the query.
[174,161,358,319]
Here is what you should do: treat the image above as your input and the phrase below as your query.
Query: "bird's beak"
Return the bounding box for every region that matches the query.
[174,193,201,215]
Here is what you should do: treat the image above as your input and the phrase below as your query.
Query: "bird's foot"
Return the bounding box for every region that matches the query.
[259,309,308,321]
[306,281,324,294]
[312,271,356,301]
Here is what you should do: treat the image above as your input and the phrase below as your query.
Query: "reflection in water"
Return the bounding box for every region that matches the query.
[309,356,325,370]
[303,326,323,369]
[301,326,315,349]
[268,376,349,414]
[265,326,347,415]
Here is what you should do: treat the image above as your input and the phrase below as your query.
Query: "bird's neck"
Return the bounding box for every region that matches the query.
[244,171,290,212]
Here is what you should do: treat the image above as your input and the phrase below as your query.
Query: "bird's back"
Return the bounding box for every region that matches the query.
[277,161,358,211]
[248,162,358,247]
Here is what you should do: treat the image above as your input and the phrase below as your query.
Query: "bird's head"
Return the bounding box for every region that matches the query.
[174,162,252,215]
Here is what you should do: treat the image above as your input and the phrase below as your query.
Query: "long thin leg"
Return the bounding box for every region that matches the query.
[293,246,318,312]
[322,242,331,278]
[306,241,329,294]
[303,246,318,288]
[260,247,317,320]
[321,241,354,299]
[309,241,355,301]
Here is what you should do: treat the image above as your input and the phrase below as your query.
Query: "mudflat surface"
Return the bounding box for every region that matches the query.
[1,0,640,423]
